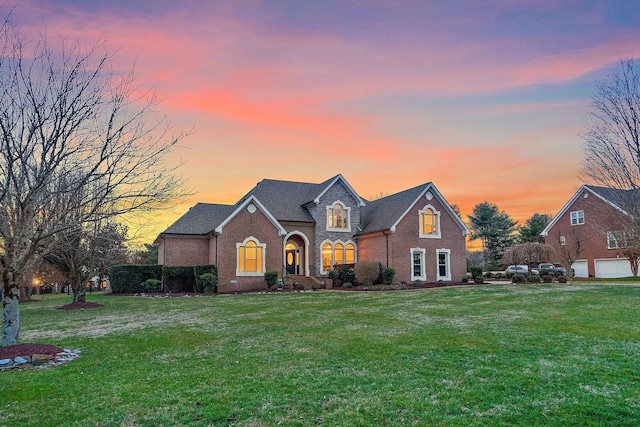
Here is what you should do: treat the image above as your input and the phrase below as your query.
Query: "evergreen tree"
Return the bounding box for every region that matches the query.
[468,202,518,270]
[519,213,551,243]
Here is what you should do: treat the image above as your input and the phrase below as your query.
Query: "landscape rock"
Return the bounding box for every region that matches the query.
[14,356,29,364]
[0,358,12,367]
[32,354,54,365]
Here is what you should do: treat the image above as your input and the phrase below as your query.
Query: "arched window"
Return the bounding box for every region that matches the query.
[334,243,344,265]
[419,205,441,238]
[237,237,265,276]
[322,243,333,273]
[345,243,356,264]
[327,201,351,231]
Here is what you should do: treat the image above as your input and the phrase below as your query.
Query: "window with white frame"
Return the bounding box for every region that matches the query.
[236,237,266,276]
[559,235,566,246]
[436,249,451,281]
[321,241,357,273]
[570,210,584,226]
[411,248,426,281]
[327,201,351,231]
[419,205,441,238]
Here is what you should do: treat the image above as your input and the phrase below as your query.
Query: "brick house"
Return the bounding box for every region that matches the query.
[156,174,470,292]
[541,184,639,278]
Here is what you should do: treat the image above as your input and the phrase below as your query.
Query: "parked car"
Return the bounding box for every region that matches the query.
[505,265,529,275]
[534,263,566,276]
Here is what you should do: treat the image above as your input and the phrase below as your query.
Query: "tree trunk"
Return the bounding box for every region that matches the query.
[72,281,87,303]
[630,256,639,276]
[2,270,21,347]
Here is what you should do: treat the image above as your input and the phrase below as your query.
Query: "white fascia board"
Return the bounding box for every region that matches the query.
[313,174,366,207]
[214,195,287,236]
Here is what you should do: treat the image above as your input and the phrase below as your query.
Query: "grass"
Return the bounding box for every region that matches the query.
[1,283,639,426]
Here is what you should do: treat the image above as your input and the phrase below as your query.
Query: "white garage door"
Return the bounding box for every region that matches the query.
[571,260,588,278]
[594,258,633,278]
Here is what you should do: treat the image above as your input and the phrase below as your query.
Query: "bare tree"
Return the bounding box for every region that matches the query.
[502,242,556,268]
[581,58,640,276]
[555,228,587,278]
[0,22,188,346]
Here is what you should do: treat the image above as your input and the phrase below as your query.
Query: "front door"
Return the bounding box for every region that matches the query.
[285,243,301,275]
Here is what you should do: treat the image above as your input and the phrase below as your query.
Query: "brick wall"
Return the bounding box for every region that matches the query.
[358,194,466,284]
[159,236,210,266]
[216,203,284,293]
[545,189,627,277]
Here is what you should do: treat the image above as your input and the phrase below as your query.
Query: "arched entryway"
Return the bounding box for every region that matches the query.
[283,232,309,277]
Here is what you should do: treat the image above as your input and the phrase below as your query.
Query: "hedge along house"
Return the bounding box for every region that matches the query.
[155,174,470,293]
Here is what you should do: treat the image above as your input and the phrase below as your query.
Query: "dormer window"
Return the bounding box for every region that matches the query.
[419,205,441,238]
[327,201,351,232]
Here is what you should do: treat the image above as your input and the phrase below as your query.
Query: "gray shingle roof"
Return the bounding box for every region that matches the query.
[586,185,640,211]
[359,183,430,234]
[161,203,235,235]
[239,178,324,223]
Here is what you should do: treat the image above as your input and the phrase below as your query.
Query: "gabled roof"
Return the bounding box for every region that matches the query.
[540,184,636,236]
[359,182,470,236]
[304,174,366,207]
[237,174,365,223]
[215,195,287,236]
[159,203,235,236]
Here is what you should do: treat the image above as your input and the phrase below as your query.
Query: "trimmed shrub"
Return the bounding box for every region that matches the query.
[412,279,423,287]
[354,260,381,287]
[342,282,353,288]
[527,274,541,283]
[382,267,396,285]
[542,274,553,283]
[199,273,218,293]
[470,266,483,280]
[327,270,338,282]
[557,275,568,283]
[512,274,525,283]
[461,276,469,283]
[334,263,356,284]
[264,271,279,290]
[145,279,162,293]
[109,265,162,293]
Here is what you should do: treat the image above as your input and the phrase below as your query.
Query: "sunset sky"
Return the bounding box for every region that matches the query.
[8,1,640,244]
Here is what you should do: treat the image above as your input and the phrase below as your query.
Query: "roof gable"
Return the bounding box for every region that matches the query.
[359,182,470,236]
[306,174,366,207]
[540,185,630,236]
[215,195,287,236]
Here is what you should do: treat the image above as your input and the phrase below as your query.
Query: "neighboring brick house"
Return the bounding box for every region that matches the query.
[156,174,470,292]
[541,184,639,278]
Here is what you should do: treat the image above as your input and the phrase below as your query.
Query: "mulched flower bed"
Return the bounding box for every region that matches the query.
[56,301,103,310]
[0,343,63,360]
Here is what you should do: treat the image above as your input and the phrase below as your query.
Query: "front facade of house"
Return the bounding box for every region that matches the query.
[156,175,470,292]
[541,185,638,278]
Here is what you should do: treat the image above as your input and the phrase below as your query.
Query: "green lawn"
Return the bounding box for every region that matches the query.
[1,284,639,426]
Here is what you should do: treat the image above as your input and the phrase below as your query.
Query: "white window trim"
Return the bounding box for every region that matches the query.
[436,248,451,281]
[411,248,426,281]
[236,236,266,276]
[419,204,441,239]
[570,210,584,226]
[320,239,357,274]
[326,200,351,232]
[559,235,566,246]
[607,231,619,249]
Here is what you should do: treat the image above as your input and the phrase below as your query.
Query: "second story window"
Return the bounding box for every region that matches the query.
[419,205,441,238]
[327,201,351,231]
[570,210,584,226]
